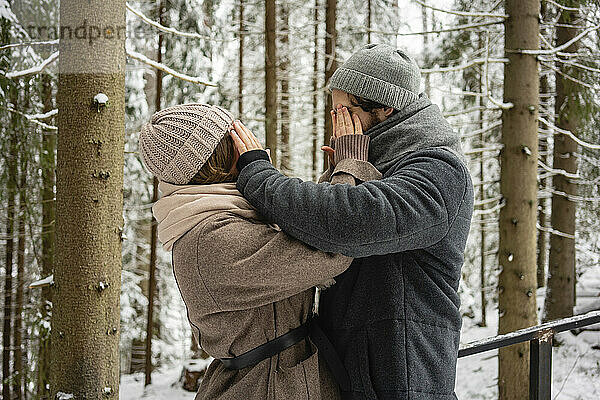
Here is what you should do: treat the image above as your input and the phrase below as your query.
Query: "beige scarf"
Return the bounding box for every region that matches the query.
[152,181,278,252]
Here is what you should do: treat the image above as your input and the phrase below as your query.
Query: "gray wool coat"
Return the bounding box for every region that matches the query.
[235,94,475,399]
[171,137,382,400]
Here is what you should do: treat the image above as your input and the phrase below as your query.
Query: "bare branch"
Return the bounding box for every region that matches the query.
[508,24,600,55]
[414,0,507,19]
[539,60,598,90]
[421,57,508,74]
[542,0,581,12]
[396,20,503,36]
[539,116,600,150]
[126,49,217,87]
[0,39,58,51]
[538,159,580,180]
[126,3,211,39]
[1,106,58,131]
[537,223,575,239]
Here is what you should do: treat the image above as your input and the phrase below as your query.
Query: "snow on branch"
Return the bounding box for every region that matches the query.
[536,223,575,240]
[542,0,582,12]
[126,48,217,87]
[473,201,504,216]
[538,159,580,180]
[464,144,504,155]
[461,121,503,139]
[0,39,58,51]
[1,106,58,131]
[475,195,503,207]
[539,116,600,150]
[126,3,212,40]
[29,108,58,120]
[395,20,503,36]
[413,0,507,19]
[548,57,600,74]
[2,51,58,79]
[542,187,600,203]
[30,274,54,288]
[421,57,508,74]
[539,60,598,90]
[509,24,600,55]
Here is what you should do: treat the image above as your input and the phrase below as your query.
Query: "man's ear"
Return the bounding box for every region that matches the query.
[383,107,395,117]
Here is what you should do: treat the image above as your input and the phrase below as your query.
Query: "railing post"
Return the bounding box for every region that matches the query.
[529,329,553,400]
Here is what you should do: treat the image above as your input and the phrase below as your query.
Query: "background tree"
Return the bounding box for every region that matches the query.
[497,0,540,398]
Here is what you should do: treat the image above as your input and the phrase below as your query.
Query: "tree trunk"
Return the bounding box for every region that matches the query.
[544,1,580,322]
[145,178,159,386]
[478,33,486,328]
[322,0,336,171]
[38,72,55,400]
[536,0,550,290]
[14,122,28,400]
[51,0,125,397]
[238,0,244,118]
[145,0,165,386]
[265,0,278,167]
[312,0,319,181]
[421,1,430,97]
[3,79,18,400]
[367,0,371,44]
[498,0,540,398]
[279,2,290,174]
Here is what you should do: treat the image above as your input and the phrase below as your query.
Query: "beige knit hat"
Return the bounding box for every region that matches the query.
[139,103,235,184]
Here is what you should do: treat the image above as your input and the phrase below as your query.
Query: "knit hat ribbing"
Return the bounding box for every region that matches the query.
[328,43,421,110]
[139,103,234,185]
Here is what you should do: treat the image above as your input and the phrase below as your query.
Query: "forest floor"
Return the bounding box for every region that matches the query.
[121,267,600,399]
[120,320,600,400]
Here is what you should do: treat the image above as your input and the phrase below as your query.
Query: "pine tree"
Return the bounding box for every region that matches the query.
[38,70,55,400]
[50,0,126,396]
[323,0,336,171]
[498,0,540,398]
[544,0,583,322]
[278,1,291,174]
[265,0,278,167]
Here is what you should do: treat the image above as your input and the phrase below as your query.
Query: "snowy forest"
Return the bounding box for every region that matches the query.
[1,0,600,399]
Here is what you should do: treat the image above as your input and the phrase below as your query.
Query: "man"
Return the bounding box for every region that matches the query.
[231,43,474,399]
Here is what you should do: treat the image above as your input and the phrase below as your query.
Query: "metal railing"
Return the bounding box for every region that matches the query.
[458,310,600,400]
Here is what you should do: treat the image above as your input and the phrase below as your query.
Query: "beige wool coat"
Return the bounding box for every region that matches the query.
[155,143,382,400]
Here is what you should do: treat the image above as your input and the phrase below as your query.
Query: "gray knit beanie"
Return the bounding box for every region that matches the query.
[138,103,234,185]
[328,43,421,110]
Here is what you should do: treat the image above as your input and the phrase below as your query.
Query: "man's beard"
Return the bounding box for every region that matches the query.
[363,111,385,132]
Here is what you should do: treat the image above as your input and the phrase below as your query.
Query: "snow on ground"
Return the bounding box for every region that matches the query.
[121,318,600,400]
[120,368,195,400]
[456,309,600,399]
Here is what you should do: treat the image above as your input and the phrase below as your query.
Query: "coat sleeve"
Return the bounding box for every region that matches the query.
[196,213,352,311]
[235,147,470,258]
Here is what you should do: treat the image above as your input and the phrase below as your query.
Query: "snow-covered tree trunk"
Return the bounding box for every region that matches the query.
[544,0,581,322]
[498,0,540,398]
[50,0,125,397]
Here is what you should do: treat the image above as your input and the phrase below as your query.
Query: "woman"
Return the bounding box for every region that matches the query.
[138,103,382,399]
